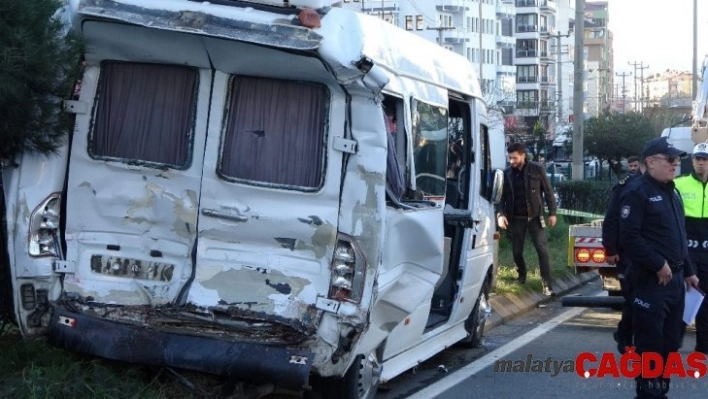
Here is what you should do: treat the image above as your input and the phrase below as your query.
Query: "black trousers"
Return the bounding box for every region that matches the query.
[694,261,708,353]
[631,271,685,399]
[509,217,551,285]
[616,260,634,343]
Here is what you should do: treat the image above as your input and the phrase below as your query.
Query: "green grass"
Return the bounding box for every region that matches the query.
[0,323,226,399]
[493,216,580,296]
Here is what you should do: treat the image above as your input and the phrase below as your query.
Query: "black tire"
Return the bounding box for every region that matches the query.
[309,352,381,399]
[459,277,491,348]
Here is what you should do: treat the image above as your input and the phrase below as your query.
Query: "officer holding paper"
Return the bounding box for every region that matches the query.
[619,137,700,399]
[674,142,708,353]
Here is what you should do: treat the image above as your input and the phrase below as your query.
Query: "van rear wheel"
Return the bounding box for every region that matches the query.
[459,277,491,348]
[310,351,381,399]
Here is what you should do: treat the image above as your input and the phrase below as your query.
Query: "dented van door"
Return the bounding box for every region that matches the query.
[60,24,215,306]
[187,62,345,332]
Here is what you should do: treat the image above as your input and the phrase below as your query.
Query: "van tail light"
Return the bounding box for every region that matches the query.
[328,234,367,304]
[28,193,63,258]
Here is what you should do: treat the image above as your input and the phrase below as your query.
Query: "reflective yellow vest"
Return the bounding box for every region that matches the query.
[675,174,708,254]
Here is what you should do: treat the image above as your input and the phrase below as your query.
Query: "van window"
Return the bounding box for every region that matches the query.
[219,76,327,189]
[383,95,406,201]
[90,62,197,168]
[413,100,448,197]
[479,124,492,200]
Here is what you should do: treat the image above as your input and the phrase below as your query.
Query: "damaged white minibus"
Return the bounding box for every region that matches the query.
[1,0,504,396]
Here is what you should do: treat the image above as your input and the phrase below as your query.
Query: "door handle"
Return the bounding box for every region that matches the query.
[201,208,248,222]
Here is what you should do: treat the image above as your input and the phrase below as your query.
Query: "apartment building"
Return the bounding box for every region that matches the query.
[584,1,613,118]
[513,0,574,135]
[644,70,694,108]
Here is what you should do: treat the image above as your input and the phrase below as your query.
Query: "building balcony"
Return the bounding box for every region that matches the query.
[443,31,469,44]
[361,0,400,13]
[436,0,465,13]
[516,25,539,33]
[497,1,515,17]
[516,100,556,111]
[496,64,516,75]
[516,0,538,7]
[516,101,540,109]
[496,35,515,46]
[539,0,556,12]
[540,100,556,111]
[540,75,555,85]
[515,49,541,64]
[517,76,539,83]
[540,51,552,61]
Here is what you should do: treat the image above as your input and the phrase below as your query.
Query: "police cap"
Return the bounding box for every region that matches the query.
[641,137,686,158]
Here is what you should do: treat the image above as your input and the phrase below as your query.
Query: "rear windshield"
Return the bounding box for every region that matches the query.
[218,76,328,190]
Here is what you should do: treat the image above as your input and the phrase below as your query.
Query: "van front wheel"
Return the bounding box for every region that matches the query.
[459,277,491,348]
[311,352,382,399]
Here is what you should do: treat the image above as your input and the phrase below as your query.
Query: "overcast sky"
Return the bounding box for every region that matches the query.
[605,0,707,75]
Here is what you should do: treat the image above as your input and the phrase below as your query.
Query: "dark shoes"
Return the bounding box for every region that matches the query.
[514,276,526,285]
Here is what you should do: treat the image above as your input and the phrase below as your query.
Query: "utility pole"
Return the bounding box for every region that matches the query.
[426,26,455,48]
[637,63,648,113]
[628,61,640,112]
[548,31,571,124]
[479,0,484,91]
[693,0,698,100]
[616,71,632,114]
[572,0,584,180]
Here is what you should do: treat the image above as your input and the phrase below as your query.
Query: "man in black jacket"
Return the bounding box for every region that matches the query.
[496,143,558,296]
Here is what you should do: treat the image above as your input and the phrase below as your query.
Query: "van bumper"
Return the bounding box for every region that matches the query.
[47,309,313,390]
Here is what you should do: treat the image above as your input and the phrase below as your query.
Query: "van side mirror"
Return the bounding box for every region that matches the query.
[491,169,504,205]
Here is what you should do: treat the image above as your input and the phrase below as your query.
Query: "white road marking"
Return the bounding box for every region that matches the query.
[407,295,603,399]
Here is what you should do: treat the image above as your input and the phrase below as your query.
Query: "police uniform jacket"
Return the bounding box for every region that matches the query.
[619,173,695,277]
[602,173,640,257]
[497,161,557,220]
[674,172,708,262]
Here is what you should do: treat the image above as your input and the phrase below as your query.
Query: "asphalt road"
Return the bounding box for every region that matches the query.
[376,278,708,399]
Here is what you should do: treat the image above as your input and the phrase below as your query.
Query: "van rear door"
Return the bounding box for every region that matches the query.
[186,40,344,328]
[60,23,213,306]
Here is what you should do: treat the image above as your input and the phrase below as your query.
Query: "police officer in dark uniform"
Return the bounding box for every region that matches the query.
[619,137,700,399]
[602,157,643,353]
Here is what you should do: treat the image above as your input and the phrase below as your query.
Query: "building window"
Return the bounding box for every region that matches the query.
[416,15,424,30]
[517,90,538,109]
[405,15,413,30]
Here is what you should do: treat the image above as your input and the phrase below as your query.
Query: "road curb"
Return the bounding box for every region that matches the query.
[484,271,600,331]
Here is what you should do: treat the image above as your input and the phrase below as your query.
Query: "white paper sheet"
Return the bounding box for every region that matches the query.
[684,286,705,325]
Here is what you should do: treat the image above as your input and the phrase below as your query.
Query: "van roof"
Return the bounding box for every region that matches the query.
[320,9,483,99]
[69,0,482,99]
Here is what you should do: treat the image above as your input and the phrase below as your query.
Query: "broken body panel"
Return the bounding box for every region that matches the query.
[2,0,501,392]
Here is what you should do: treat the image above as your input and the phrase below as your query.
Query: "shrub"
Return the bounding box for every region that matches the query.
[555,180,613,223]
